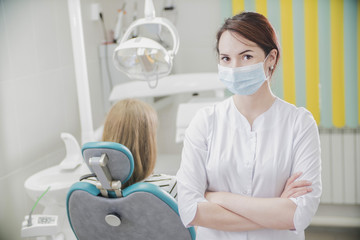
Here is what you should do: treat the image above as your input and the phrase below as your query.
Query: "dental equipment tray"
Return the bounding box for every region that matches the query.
[21,214,58,238]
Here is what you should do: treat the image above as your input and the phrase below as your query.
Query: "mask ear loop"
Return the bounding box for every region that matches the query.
[263,53,274,80]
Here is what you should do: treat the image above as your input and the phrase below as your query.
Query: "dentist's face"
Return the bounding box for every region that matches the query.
[218,30,266,68]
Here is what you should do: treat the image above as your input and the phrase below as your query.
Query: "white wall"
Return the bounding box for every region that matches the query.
[0,0,78,239]
[0,0,105,239]
[0,0,222,239]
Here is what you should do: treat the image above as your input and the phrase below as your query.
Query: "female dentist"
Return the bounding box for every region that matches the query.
[177,12,321,239]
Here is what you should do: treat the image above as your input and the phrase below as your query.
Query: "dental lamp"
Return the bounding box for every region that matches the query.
[113,0,179,88]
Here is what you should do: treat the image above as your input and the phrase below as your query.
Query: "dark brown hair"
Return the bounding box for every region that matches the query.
[216,12,281,71]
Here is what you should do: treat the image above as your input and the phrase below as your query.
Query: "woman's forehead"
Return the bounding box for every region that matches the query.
[219,31,261,53]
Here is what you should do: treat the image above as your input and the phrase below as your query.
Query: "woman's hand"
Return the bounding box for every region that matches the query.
[281,172,312,198]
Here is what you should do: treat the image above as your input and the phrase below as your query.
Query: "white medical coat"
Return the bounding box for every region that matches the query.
[177,97,321,240]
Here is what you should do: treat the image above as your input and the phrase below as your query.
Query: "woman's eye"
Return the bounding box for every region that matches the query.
[221,56,230,62]
[243,55,253,61]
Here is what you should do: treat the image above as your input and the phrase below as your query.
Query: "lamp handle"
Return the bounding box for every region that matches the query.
[144,0,155,19]
[120,17,180,57]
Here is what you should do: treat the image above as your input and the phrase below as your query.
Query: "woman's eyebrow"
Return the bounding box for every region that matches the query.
[238,49,253,55]
[220,49,253,56]
[220,50,253,56]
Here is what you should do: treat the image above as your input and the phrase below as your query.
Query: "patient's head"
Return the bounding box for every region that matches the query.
[102,98,158,188]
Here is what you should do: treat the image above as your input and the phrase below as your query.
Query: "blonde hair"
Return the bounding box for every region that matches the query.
[102,99,158,188]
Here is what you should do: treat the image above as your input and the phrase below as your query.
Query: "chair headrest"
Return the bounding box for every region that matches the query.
[82,142,134,187]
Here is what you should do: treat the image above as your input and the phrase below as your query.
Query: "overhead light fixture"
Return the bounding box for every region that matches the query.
[113,0,179,88]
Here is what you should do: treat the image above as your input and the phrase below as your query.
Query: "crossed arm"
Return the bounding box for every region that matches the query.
[190,172,312,231]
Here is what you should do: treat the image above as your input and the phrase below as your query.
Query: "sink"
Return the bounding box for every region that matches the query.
[23,133,90,240]
[25,132,91,208]
[24,163,90,208]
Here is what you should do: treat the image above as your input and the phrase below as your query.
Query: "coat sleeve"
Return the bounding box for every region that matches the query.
[176,107,213,227]
[290,108,322,232]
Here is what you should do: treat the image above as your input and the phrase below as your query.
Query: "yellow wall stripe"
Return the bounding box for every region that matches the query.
[255,0,267,17]
[330,0,345,127]
[280,0,296,104]
[304,0,320,124]
[358,1,360,125]
[232,0,244,16]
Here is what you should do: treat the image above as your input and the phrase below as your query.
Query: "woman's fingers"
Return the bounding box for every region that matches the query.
[289,180,312,189]
[285,172,302,188]
[290,187,313,198]
[281,172,312,198]
[286,186,312,198]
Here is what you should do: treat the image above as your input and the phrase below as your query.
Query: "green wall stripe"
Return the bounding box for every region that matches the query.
[293,0,306,108]
[318,0,332,128]
[344,0,358,128]
[220,0,233,21]
[245,0,256,12]
[267,0,284,99]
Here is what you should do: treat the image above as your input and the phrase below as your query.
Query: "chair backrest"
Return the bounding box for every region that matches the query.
[66,142,196,240]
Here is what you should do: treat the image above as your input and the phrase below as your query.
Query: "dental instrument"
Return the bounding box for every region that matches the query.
[113,3,126,43]
[21,215,59,239]
[21,186,60,239]
[27,186,51,227]
[113,0,180,88]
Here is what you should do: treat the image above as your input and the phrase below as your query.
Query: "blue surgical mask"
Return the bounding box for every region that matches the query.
[218,57,269,95]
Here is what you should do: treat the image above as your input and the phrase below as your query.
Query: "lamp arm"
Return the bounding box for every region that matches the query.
[120,17,179,57]
[144,0,156,19]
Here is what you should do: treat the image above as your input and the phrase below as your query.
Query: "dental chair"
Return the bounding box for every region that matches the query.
[66,142,196,240]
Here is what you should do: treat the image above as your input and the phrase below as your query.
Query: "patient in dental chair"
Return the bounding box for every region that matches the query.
[101,98,177,200]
